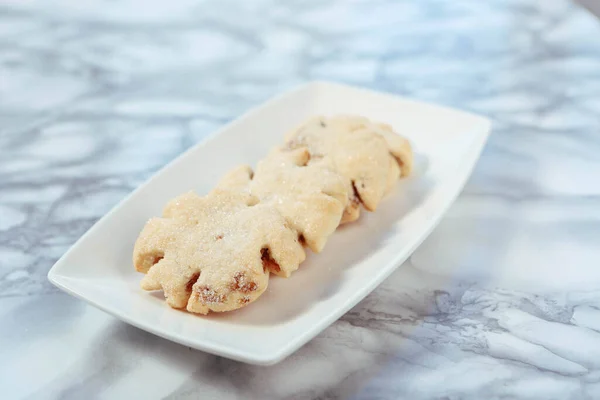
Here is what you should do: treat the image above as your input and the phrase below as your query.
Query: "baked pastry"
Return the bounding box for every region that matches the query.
[217,147,348,254]
[133,115,413,314]
[284,115,413,223]
[133,190,305,314]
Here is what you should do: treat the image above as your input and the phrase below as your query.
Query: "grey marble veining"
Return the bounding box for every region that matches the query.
[1,0,600,398]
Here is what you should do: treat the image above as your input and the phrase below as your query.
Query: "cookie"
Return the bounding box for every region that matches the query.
[218,147,348,255]
[133,190,305,314]
[134,114,412,315]
[284,115,413,222]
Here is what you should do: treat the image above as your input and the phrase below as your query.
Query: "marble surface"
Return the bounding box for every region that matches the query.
[1,0,600,398]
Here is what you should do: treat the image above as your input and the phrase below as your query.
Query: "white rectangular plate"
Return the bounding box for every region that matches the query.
[48,81,490,365]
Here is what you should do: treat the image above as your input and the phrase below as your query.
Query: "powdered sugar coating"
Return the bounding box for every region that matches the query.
[218,147,349,255]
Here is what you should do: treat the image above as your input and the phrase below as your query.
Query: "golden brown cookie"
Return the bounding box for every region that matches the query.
[133,190,305,314]
[218,147,348,255]
[284,115,413,222]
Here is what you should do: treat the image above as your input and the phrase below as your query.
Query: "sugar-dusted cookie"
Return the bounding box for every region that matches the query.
[133,114,412,315]
[218,147,348,256]
[133,190,305,314]
[284,115,413,222]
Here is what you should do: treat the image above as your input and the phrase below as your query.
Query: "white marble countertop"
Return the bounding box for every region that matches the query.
[2,0,600,398]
